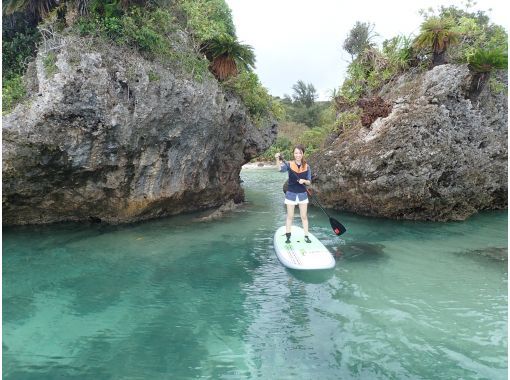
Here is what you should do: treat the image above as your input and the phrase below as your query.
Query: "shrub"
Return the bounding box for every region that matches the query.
[74,4,210,80]
[290,104,322,128]
[76,6,175,56]
[43,51,58,77]
[2,75,26,113]
[258,137,294,161]
[268,98,286,121]
[357,96,393,127]
[300,124,336,156]
[2,28,40,79]
[468,48,508,73]
[339,61,368,102]
[337,110,361,131]
[489,77,507,95]
[179,0,236,42]
[223,70,275,120]
[382,35,413,72]
[418,4,507,65]
[277,121,309,142]
[2,15,40,113]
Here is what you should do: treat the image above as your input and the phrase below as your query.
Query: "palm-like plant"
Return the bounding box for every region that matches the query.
[202,34,255,81]
[414,16,460,67]
[468,48,508,73]
[291,80,317,108]
[467,48,508,100]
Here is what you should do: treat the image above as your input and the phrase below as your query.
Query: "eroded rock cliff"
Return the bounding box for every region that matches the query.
[312,64,507,221]
[2,36,276,225]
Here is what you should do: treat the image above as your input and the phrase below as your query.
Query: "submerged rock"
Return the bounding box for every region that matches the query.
[313,64,507,221]
[194,200,239,222]
[2,36,277,225]
[334,242,386,261]
[460,247,508,261]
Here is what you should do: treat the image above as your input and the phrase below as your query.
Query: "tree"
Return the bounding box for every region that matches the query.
[202,33,255,81]
[343,21,376,60]
[282,94,293,104]
[468,48,507,100]
[291,80,317,108]
[414,16,460,67]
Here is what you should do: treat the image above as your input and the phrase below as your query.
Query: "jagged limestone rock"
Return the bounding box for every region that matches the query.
[2,36,277,225]
[312,64,507,221]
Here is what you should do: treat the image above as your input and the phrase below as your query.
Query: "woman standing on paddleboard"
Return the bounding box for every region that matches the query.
[275,144,312,244]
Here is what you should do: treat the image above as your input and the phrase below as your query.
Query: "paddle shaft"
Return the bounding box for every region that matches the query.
[307,190,333,218]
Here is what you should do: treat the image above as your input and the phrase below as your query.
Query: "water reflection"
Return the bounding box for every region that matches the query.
[288,268,335,284]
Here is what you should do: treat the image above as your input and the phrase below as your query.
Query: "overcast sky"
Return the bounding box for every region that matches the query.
[225,0,508,100]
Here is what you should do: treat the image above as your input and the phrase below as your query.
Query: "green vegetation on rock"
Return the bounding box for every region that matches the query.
[179,0,236,41]
[414,16,460,67]
[468,48,508,73]
[338,4,507,102]
[201,33,256,81]
[223,71,284,128]
[43,51,58,77]
[2,12,40,112]
[259,3,507,163]
[2,0,276,121]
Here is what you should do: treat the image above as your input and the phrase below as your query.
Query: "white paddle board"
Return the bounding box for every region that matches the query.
[273,225,335,270]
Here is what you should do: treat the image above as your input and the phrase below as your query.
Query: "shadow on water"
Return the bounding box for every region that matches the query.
[333,242,387,262]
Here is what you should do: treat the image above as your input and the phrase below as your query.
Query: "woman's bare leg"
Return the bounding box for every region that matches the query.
[299,202,309,235]
[286,204,295,233]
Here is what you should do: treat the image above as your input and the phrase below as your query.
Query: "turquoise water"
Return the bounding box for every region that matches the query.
[3,168,507,379]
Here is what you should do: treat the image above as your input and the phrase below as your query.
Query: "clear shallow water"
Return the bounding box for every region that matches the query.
[3,168,507,380]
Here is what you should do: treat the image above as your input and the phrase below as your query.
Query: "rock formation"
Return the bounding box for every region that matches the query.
[312,64,507,221]
[2,36,276,225]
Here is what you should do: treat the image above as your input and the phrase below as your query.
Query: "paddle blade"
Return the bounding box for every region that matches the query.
[329,217,347,236]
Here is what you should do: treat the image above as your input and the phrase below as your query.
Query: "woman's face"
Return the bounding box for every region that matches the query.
[294,148,303,161]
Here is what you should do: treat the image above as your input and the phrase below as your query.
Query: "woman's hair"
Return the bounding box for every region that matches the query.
[294,144,306,165]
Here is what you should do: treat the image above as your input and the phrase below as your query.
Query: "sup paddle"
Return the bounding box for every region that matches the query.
[278,155,347,236]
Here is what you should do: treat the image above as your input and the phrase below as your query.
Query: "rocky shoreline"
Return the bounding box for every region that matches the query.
[3,55,506,225]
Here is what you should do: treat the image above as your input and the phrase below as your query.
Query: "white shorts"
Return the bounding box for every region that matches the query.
[284,191,309,205]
